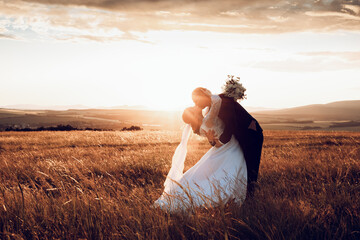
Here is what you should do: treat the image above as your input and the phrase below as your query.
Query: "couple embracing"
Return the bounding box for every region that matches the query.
[154,76,264,212]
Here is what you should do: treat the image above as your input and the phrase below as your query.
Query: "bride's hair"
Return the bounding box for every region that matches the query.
[182,106,203,134]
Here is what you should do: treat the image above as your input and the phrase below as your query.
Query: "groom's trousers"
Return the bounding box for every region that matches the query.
[242,123,263,197]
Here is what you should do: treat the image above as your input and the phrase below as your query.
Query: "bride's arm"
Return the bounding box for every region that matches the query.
[204,129,224,147]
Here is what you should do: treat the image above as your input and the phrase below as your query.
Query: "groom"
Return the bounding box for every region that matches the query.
[192,88,264,197]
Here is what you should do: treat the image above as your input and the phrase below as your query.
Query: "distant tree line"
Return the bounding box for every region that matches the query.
[2,124,100,132]
[121,126,143,131]
[1,124,143,132]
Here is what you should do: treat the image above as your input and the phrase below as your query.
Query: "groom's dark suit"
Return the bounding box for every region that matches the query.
[218,94,264,196]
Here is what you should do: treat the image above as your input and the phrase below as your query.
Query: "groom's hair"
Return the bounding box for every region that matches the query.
[182,107,203,134]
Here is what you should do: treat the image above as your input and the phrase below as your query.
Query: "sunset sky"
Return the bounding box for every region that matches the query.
[1,0,359,110]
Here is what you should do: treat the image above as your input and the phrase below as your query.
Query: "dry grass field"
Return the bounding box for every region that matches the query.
[0,130,359,239]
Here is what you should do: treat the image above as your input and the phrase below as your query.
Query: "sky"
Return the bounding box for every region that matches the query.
[1,0,360,110]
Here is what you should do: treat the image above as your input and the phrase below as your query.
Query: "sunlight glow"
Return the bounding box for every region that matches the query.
[1,27,360,110]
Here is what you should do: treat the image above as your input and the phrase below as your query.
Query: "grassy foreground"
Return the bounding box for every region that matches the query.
[0,130,359,239]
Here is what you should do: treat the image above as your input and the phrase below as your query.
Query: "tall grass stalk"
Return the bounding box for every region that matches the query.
[0,130,359,239]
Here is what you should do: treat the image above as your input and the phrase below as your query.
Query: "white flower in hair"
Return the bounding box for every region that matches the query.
[222,75,246,101]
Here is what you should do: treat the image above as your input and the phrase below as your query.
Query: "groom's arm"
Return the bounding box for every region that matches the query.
[219,123,232,145]
[218,100,234,145]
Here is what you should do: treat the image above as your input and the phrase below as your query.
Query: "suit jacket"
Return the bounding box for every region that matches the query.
[218,94,262,146]
[217,94,263,184]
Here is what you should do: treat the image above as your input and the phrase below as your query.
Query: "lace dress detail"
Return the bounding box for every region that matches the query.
[200,95,225,139]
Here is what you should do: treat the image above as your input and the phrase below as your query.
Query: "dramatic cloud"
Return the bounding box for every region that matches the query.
[0,33,16,39]
[0,0,359,41]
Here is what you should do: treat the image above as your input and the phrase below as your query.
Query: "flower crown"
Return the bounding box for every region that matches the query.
[222,75,247,101]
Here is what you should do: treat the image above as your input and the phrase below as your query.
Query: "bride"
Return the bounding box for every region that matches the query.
[154,89,248,212]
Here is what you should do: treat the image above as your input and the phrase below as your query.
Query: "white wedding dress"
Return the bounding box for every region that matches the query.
[154,95,247,212]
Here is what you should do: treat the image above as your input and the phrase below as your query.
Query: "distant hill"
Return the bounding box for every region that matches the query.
[0,100,359,131]
[0,108,182,131]
[253,100,360,121]
[243,106,278,112]
[1,104,148,111]
[1,104,90,110]
[103,105,148,110]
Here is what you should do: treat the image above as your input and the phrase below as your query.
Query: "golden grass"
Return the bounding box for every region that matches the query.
[0,130,359,239]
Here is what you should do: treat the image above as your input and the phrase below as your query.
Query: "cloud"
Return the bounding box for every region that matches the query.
[0,1,138,42]
[0,18,18,39]
[55,31,153,43]
[0,25,6,33]
[299,51,360,61]
[0,33,17,39]
[0,0,359,42]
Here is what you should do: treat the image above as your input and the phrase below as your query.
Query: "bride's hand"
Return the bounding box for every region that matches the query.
[204,129,215,141]
[213,139,223,148]
[204,130,223,147]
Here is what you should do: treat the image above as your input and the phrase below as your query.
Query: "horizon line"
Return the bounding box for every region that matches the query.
[1,99,359,112]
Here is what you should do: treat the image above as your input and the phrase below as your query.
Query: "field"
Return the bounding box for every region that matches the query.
[0,130,359,239]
